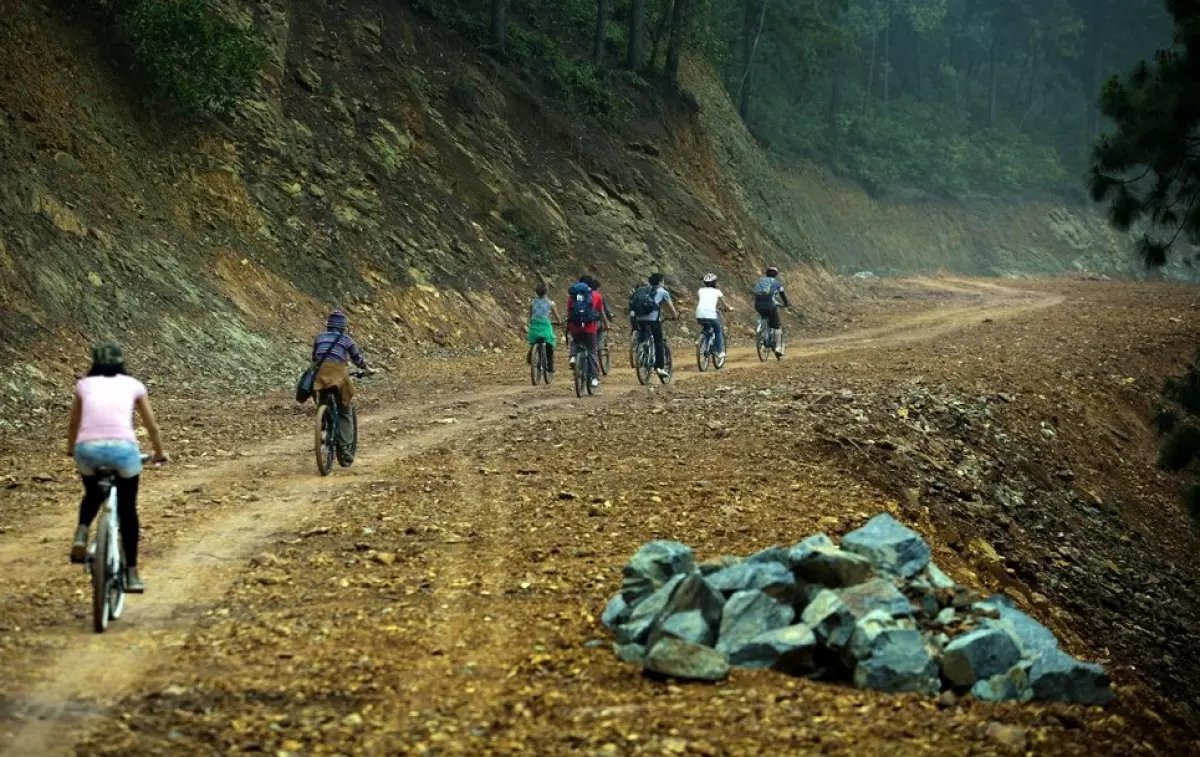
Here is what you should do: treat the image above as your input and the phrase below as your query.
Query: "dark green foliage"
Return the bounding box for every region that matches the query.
[1158,423,1200,470]
[1089,0,1200,266]
[1184,482,1200,525]
[105,0,267,121]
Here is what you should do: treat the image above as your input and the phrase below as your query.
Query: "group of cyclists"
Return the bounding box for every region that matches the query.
[60,267,789,595]
[525,266,790,389]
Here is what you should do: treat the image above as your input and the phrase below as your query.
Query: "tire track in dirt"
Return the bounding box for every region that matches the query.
[0,279,1059,756]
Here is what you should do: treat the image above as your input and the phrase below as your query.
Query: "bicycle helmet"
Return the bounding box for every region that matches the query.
[764,266,779,277]
[702,273,718,286]
[326,309,348,331]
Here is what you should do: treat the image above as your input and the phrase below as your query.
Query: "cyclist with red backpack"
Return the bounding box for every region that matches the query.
[566,276,609,389]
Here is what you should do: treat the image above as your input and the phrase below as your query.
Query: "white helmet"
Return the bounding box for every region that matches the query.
[702,273,718,285]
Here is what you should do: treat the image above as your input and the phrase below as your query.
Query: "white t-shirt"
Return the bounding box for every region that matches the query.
[696,287,723,320]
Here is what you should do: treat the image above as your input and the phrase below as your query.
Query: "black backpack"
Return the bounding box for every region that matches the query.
[629,285,658,317]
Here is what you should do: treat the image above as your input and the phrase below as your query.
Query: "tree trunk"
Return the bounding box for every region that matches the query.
[915,30,925,102]
[987,24,998,127]
[594,0,611,63]
[490,0,506,51]
[737,0,769,120]
[649,1,671,72]
[1086,38,1104,142]
[627,0,646,69]
[883,0,892,116]
[665,0,691,79]
[865,31,877,112]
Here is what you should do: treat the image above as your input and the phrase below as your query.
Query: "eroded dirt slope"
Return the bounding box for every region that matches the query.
[0,278,1198,756]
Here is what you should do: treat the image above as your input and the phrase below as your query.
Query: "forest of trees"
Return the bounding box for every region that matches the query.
[452,0,1176,195]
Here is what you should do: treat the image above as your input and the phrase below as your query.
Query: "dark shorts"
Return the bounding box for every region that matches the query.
[754,301,781,330]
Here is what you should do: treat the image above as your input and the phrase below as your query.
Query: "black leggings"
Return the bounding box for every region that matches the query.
[78,474,140,568]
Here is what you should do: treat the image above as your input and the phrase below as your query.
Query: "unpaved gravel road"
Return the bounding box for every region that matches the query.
[1,278,1198,756]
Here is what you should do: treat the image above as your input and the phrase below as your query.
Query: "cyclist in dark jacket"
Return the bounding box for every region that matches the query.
[752,267,790,357]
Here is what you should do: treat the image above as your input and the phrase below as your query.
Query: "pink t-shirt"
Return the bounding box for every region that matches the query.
[75,375,147,444]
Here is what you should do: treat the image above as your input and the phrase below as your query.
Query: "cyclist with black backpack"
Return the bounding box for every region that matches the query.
[566,276,609,389]
[752,266,790,357]
[629,273,678,378]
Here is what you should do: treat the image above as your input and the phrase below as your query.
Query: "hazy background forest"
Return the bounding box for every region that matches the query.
[432,0,1176,197]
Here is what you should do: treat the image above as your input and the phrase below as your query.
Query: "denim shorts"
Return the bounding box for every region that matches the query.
[75,440,143,478]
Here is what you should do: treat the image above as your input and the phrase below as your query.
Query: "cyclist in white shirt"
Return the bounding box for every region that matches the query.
[695,273,732,361]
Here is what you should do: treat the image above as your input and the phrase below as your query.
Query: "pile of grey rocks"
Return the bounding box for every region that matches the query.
[602,514,1112,705]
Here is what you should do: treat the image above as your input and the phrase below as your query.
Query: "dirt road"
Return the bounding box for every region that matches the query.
[1,278,1197,756]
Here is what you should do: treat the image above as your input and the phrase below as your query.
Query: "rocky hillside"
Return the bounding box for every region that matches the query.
[0,0,1183,411]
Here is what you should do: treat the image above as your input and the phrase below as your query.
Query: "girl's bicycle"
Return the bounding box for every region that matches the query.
[696,320,726,372]
[530,337,553,385]
[86,453,158,633]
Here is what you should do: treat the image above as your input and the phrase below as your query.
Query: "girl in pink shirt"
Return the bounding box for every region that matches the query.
[65,342,168,593]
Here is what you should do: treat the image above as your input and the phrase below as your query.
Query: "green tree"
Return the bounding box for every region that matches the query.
[1089,0,1200,266]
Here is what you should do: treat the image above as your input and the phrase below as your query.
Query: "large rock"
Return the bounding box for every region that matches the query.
[615,642,647,665]
[789,543,876,588]
[726,624,817,674]
[705,561,797,602]
[942,627,1023,687]
[970,661,1033,703]
[601,594,629,630]
[842,514,931,578]
[658,610,716,646]
[614,574,685,645]
[801,589,857,650]
[975,595,1058,659]
[837,578,913,619]
[850,612,940,694]
[923,561,957,590]
[621,541,695,605]
[716,590,795,655]
[647,572,725,647]
[1028,650,1113,705]
[745,545,789,564]
[644,638,730,681]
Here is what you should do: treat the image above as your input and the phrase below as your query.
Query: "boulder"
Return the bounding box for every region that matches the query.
[842,514,931,578]
[801,589,857,650]
[601,594,629,630]
[660,572,724,625]
[726,624,817,674]
[847,609,915,660]
[658,610,716,646]
[1028,650,1112,705]
[789,545,876,588]
[971,662,1033,703]
[745,545,789,564]
[942,627,1023,687]
[621,541,695,605]
[923,561,957,590]
[614,574,685,645]
[851,619,941,695]
[934,607,958,626]
[975,595,1058,659]
[706,561,797,603]
[615,642,647,665]
[837,578,913,619]
[698,555,742,576]
[716,590,795,655]
[787,533,835,562]
[644,638,730,681]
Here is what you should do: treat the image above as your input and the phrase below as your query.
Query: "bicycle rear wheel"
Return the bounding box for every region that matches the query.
[530,343,543,386]
[108,528,126,621]
[573,351,585,397]
[91,513,111,633]
[635,343,652,385]
[756,324,768,362]
[696,334,710,372]
[315,402,336,476]
[336,406,358,467]
[659,343,673,384]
